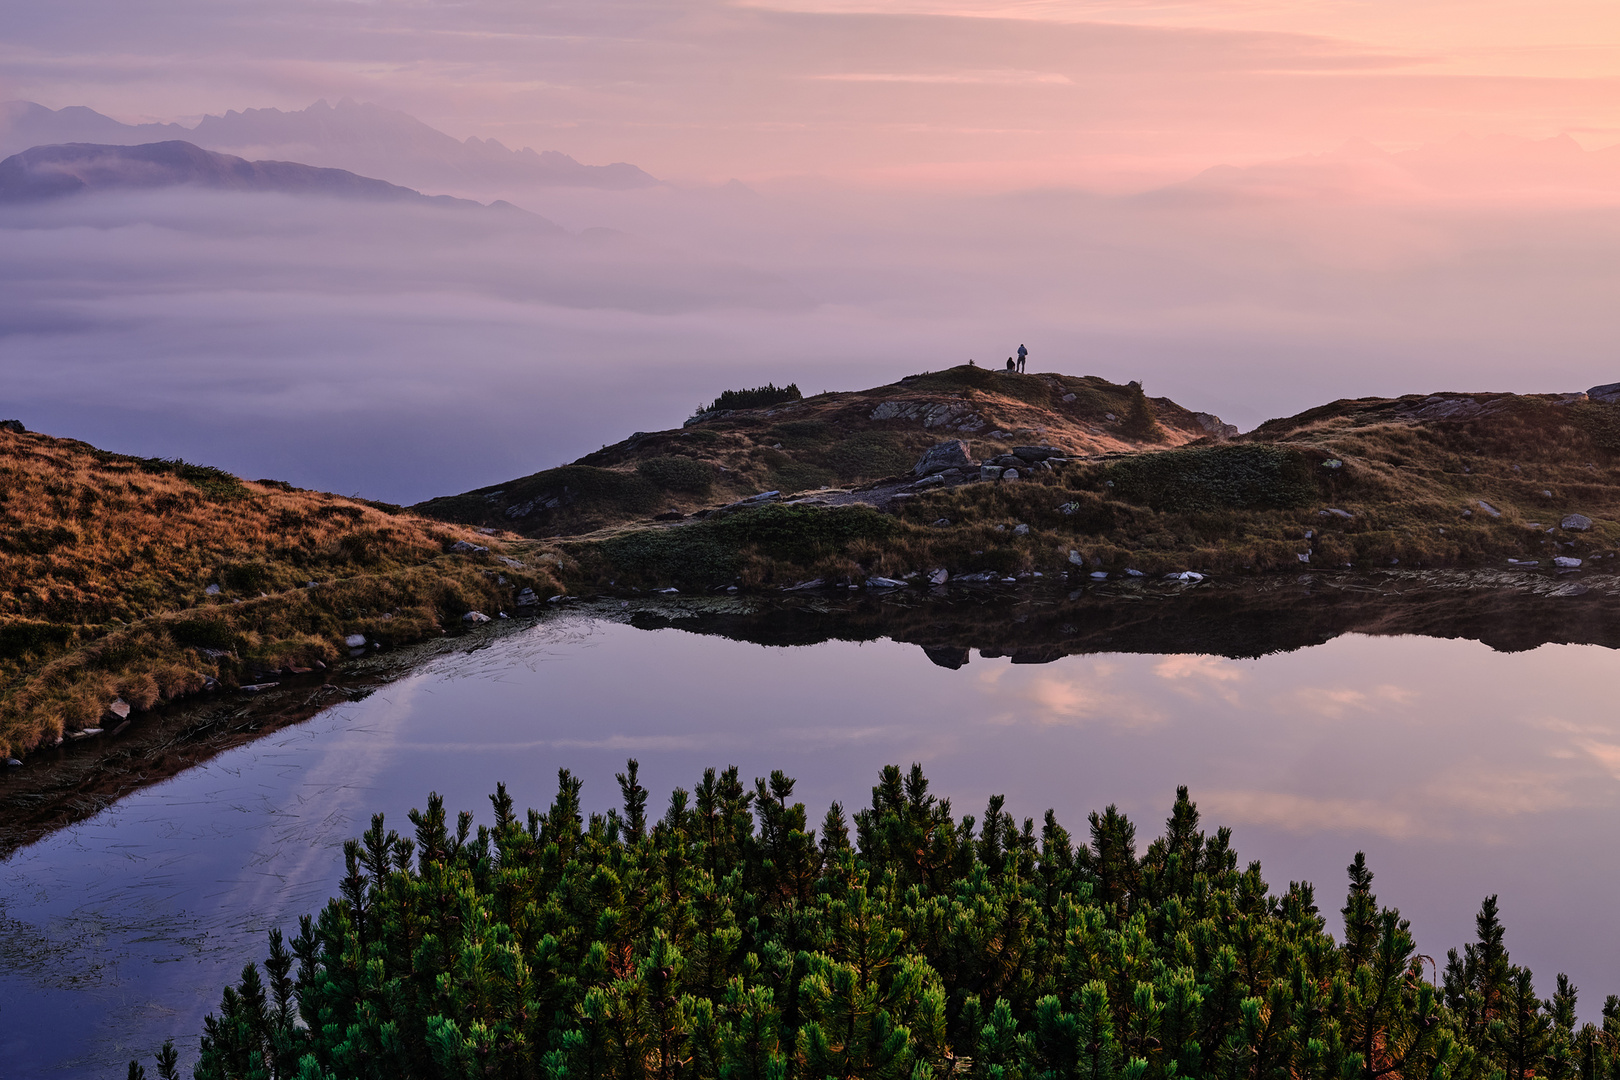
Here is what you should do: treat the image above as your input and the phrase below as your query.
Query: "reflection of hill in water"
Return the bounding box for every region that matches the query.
[5,569,1613,855]
[622,569,1620,666]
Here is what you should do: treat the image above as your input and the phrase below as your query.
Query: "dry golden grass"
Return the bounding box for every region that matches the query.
[0,428,564,758]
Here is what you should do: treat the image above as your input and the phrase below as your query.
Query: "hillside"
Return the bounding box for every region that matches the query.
[0,424,562,759]
[417,368,1620,590]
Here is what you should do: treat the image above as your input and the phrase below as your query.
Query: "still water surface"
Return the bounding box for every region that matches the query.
[3,611,1620,1076]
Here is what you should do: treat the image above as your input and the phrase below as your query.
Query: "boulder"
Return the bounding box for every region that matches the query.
[516,587,539,606]
[1192,413,1239,439]
[0,420,24,434]
[1562,513,1593,531]
[980,466,1003,481]
[344,633,367,647]
[928,568,949,585]
[461,611,491,624]
[1003,469,1020,480]
[450,540,489,554]
[1588,382,1620,404]
[912,474,946,489]
[923,645,970,669]
[1068,549,1084,565]
[1555,556,1583,568]
[1011,445,1067,463]
[1060,393,1077,403]
[912,439,973,477]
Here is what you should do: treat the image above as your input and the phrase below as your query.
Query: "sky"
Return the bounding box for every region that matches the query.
[4,1,1620,501]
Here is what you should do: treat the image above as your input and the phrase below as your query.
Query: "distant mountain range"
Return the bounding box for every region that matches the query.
[0,141,557,226]
[0,99,659,192]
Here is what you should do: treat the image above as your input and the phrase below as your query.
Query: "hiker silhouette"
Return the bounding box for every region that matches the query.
[1016,344,1027,373]
[1006,357,1015,371]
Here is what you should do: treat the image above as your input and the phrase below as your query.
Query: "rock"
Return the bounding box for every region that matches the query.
[1011,445,1067,463]
[450,540,489,554]
[1105,413,1117,421]
[866,576,907,588]
[928,568,949,585]
[1588,381,1620,404]
[923,645,971,669]
[1555,556,1583,568]
[1125,568,1145,577]
[70,727,105,738]
[913,439,974,477]
[956,571,996,582]
[1462,509,1473,518]
[912,474,946,489]
[1297,552,1310,563]
[931,517,951,527]
[516,587,539,606]
[344,633,367,648]
[1562,514,1593,531]
[1477,500,1503,518]
[306,581,319,588]
[1507,558,1538,566]
[1542,490,1553,498]
[1090,571,1109,579]
[1002,469,1020,480]
[1013,523,1030,536]
[0,420,25,434]
[784,578,826,591]
[1061,393,1076,403]
[654,587,680,595]
[461,611,491,623]
[5,758,19,767]
[1165,571,1206,582]
[980,465,1003,481]
[239,684,278,693]
[1321,459,1343,470]
[205,583,220,596]
[105,698,131,721]
[1068,550,1084,565]
[1321,508,1352,519]
[1192,412,1239,439]
[744,490,780,502]
[497,556,526,569]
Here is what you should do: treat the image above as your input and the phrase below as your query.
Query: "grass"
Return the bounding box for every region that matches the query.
[0,428,563,758]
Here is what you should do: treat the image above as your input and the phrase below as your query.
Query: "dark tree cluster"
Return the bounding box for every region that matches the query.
[152,763,1620,1080]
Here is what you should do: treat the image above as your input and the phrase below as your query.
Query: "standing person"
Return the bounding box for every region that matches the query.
[1016,343,1028,372]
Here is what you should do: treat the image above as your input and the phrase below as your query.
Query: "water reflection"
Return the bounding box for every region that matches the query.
[2,587,1620,1076]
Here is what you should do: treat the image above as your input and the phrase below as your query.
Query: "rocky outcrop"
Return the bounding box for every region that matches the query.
[871,400,986,432]
[912,440,973,477]
[1588,382,1620,404]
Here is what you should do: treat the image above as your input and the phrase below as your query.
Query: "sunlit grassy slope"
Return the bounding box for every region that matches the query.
[0,426,562,757]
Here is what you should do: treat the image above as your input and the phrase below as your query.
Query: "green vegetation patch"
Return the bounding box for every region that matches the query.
[0,619,77,662]
[1106,444,1319,513]
[180,765,1585,1080]
[142,458,249,501]
[591,504,898,586]
[899,364,1053,407]
[821,430,914,480]
[636,455,716,495]
[696,381,802,415]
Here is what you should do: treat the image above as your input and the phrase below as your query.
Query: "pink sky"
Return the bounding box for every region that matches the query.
[6,0,1620,188]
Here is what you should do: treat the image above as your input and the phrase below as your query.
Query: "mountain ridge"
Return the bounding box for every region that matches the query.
[0,98,659,191]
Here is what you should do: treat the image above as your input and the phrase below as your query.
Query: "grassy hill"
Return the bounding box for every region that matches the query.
[0,425,562,758]
[7,369,1620,759]
[415,369,1620,591]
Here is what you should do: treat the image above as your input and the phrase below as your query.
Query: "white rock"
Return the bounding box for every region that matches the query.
[1125,568,1145,577]
[1003,469,1020,480]
[1166,571,1206,582]
[929,568,949,585]
[205,584,220,596]
[1555,556,1583,568]
[1013,523,1030,536]
[866,576,907,588]
[106,698,131,721]
[1562,514,1593,531]
[344,634,366,648]
[655,587,680,594]
[1297,552,1310,563]
[1477,500,1502,518]
[1090,571,1109,579]
[1068,550,1084,565]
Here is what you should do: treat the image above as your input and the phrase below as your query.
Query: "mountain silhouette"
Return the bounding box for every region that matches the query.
[0,99,658,191]
[0,141,559,227]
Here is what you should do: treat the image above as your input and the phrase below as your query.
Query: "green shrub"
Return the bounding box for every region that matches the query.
[822,431,914,480]
[0,619,76,661]
[221,561,271,593]
[1106,444,1319,513]
[636,455,716,495]
[696,382,802,416]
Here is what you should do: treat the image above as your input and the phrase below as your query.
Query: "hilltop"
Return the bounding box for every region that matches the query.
[414,366,1620,590]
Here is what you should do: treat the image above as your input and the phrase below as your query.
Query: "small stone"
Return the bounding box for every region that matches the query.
[932,518,951,527]
[450,540,489,554]
[1297,552,1310,563]
[205,583,220,596]
[1562,514,1592,531]
[1462,509,1474,518]
[1321,459,1343,470]
[306,581,318,588]
[866,576,907,588]
[1105,413,1117,421]
[461,611,491,623]
[1555,556,1583,568]
[1061,393,1076,402]
[344,634,367,648]
[929,568,949,585]
[1013,523,1030,536]
[1068,549,1084,565]
[1165,571,1206,582]
[655,587,679,594]
[1322,508,1352,519]
[1090,571,1109,579]
[516,588,539,606]
[5,758,19,767]
[1003,469,1020,480]
[912,474,946,489]
[105,698,131,721]
[1125,568,1145,577]
[1477,500,1502,518]
[1542,489,1553,498]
